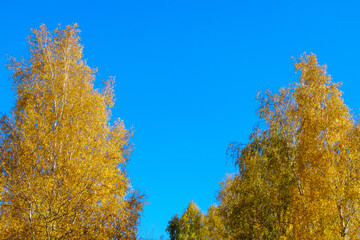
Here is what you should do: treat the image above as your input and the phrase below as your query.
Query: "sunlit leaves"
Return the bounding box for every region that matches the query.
[0,24,144,239]
[220,53,360,239]
[169,53,360,240]
[166,202,225,240]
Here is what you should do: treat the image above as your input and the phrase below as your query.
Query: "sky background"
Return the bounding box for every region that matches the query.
[1,1,360,239]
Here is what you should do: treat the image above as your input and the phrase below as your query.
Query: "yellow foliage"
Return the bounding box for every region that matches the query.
[166,201,226,240]
[219,53,360,239]
[0,24,144,239]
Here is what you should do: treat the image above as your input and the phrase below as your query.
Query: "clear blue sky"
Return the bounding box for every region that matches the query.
[1,1,360,239]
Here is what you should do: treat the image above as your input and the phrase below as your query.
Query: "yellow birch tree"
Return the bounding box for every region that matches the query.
[166,201,206,240]
[167,202,227,240]
[219,53,360,239]
[0,24,144,239]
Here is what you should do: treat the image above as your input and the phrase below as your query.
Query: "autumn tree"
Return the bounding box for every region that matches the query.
[203,205,226,240]
[166,202,226,240]
[168,53,360,239]
[166,201,207,240]
[219,53,360,239]
[0,24,144,239]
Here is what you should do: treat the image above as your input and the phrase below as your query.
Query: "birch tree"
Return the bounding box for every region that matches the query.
[220,53,360,239]
[0,24,144,239]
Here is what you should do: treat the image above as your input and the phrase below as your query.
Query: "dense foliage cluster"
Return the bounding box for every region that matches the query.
[166,201,224,240]
[167,53,360,239]
[0,25,144,239]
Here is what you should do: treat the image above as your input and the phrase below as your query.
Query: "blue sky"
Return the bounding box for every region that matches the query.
[1,1,360,238]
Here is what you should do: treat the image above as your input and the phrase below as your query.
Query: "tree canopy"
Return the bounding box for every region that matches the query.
[166,201,224,240]
[0,24,144,239]
[168,53,360,239]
